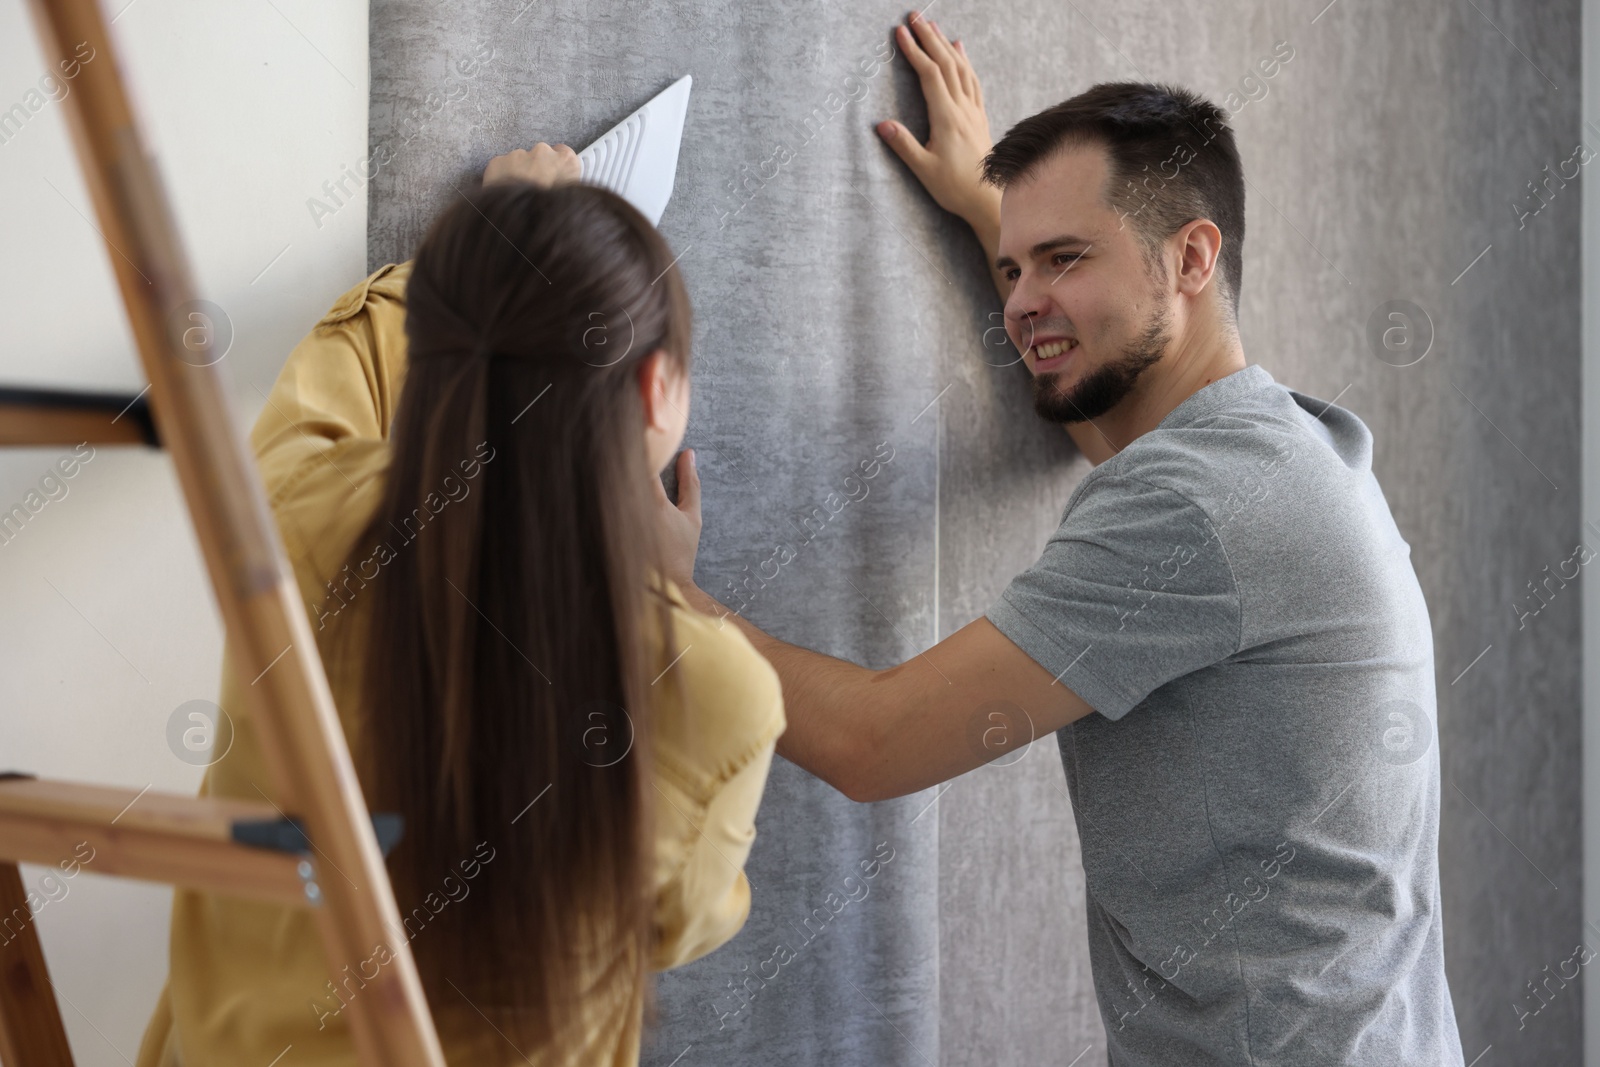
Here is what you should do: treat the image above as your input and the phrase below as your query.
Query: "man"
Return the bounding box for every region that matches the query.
[653,13,1462,1066]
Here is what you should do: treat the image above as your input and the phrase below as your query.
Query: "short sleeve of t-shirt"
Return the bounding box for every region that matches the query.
[986,473,1242,721]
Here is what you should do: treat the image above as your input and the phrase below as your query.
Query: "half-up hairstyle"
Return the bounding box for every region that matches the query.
[335,180,693,1054]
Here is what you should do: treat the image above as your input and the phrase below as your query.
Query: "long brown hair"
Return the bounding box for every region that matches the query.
[335,181,692,1054]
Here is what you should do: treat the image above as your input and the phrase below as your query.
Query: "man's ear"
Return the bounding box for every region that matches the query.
[1176,218,1223,297]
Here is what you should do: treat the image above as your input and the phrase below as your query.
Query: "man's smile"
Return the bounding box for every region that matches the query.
[1028,337,1078,373]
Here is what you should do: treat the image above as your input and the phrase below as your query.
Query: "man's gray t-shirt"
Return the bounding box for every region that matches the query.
[986,364,1462,1066]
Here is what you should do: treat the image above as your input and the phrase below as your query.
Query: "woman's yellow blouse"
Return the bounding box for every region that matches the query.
[135,261,786,1067]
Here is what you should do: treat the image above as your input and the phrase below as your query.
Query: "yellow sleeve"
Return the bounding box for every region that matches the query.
[651,727,781,971]
[646,602,788,971]
[249,261,413,505]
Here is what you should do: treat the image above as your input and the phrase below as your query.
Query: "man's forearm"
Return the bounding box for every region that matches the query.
[677,583,878,800]
[967,202,1007,303]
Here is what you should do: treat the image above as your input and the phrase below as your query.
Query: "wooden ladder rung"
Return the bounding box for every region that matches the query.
[0,775,312,908]
[0,386,159,448]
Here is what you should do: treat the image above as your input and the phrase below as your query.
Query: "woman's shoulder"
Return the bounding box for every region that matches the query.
[645,579,786,794]
[313,260,414,331]
[250,263,417,627]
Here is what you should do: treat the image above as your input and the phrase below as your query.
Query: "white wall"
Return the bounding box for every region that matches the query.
[0,1,367,1062]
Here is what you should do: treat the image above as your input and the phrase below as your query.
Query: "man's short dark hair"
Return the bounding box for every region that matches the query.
[982,82,1246,320]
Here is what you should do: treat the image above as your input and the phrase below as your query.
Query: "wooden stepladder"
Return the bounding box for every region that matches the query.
[0,2,447,1064]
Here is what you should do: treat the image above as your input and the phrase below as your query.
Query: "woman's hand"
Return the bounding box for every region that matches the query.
[652,449,703,593]
[482,142,581,188]
[876,14,1001,233]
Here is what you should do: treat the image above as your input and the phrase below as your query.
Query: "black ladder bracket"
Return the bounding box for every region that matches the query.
[0,385,160,447]
[231,812,404,858]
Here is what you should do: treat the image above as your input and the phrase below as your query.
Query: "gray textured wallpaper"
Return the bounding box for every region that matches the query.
[368,1,1581,1063]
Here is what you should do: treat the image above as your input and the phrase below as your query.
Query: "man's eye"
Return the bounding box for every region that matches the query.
[1004,269,1020,282]
[1055,253,1082,267]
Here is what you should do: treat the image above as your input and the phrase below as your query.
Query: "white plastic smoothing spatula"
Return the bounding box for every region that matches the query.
[577,74,692,226]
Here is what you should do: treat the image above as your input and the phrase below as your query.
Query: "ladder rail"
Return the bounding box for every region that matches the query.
[10,2,449,1064]
[0,862,74,1067]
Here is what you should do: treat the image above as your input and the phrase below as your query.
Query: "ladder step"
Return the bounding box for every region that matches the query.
[0,386,160,448]
[0,775,312,907]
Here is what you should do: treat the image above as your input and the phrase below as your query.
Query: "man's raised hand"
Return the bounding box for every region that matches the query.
[876,13,1006,297]
[652,449,703,595]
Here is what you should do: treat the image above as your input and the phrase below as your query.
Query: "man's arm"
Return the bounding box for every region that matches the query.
[653,454,1096,804]
[875,14,1006,302]
[645,19,1090,802]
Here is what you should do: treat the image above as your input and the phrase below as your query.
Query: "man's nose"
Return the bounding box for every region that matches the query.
[1006,278,1050,342]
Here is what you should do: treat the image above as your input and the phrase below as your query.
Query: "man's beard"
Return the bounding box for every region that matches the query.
[1031,300,1172,425]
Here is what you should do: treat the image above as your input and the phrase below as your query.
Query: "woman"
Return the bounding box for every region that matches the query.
[136,145,785,1066]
